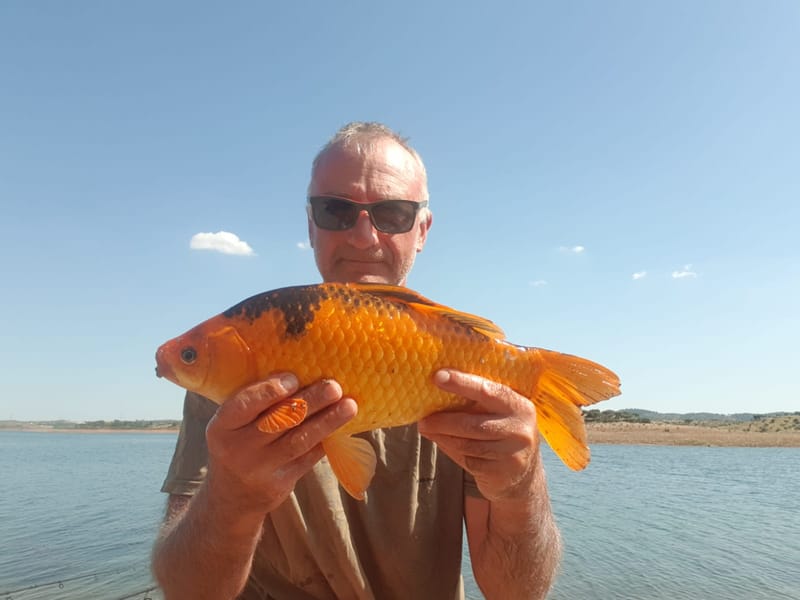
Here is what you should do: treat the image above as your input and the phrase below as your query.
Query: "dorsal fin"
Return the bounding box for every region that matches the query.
[346,283,506,340]
[345,282,439,306]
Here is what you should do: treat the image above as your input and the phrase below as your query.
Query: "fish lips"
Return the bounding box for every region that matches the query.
[154,345,176,381]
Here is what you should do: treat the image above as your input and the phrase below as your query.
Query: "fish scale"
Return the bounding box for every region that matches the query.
[156,282,621,499]
[255,291,479,434]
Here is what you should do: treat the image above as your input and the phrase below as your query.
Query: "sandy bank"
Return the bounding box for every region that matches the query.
[6,423,799,447]
[587,422,800,447]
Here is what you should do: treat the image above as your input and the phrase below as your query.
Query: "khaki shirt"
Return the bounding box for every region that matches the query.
[162,392,480,599]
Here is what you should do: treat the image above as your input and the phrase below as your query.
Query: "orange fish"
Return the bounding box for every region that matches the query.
[155,283,620,499]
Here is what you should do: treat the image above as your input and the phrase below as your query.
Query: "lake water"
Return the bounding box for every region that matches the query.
[1,432,798,599]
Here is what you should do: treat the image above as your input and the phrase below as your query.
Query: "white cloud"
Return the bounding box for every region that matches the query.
[296,241,311,250]
[559,245,585,254]
[632,271,647,280]
[529,280,548,287]
[190,231,255,256]
[672,264,698,279]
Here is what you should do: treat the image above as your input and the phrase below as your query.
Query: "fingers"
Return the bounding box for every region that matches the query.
[422,368,536,438]
[205,375,357,514]
[273,396,357,463]
[420,411,512,440]
[207,374,353,464]
[255,378,344,435]
[215,374,344,433]
[216,373,300,430]
[425,423,540,502]
[420,429,525,459]
[423,369,541,501]
[432,369,530,415]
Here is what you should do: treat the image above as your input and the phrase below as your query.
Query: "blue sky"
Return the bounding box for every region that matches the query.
[1,1,798,420]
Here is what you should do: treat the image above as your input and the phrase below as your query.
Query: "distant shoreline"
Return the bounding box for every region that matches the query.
[4,422,799,447]
[1,426,179,434]
[587,422,800,448]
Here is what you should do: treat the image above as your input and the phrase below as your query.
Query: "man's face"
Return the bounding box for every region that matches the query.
[307,139,432,285]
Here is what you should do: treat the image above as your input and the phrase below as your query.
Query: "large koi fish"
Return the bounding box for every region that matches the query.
[155,283,621,499]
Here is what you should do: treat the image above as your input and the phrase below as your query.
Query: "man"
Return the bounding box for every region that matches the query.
[152,122,562,599]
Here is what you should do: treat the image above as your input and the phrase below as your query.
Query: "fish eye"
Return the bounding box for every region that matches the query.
[180,347,198,364]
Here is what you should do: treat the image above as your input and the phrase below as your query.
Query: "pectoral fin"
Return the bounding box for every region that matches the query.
[323,434,377,500]
[256,398,308,433]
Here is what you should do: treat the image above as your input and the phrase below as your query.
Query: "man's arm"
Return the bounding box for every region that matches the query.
[153,490,265,600]
[463,467,561,600]
[151,374,357,600]
[419,369,562,600]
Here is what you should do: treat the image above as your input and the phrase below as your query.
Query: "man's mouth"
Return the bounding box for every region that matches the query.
[337,256,385,265]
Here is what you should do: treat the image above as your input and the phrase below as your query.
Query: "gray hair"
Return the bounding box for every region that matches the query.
[311,121,430,203]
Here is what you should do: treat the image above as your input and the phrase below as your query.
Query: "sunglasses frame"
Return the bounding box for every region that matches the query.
[307,196,429,234]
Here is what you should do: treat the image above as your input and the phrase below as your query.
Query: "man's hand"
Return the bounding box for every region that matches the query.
[205,372,358,516]
[418,369,540,502]
[420,369,560,599]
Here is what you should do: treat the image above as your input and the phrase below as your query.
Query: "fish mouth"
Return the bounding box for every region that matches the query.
[155,346,175,381]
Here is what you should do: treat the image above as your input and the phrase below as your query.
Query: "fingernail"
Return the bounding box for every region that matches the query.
[434,370,450,385]
[279,373,298,393]
[322,380,342,401]
[341,397,358,419]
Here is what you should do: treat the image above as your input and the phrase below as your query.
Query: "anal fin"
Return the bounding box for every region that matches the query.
[323,434,377,500]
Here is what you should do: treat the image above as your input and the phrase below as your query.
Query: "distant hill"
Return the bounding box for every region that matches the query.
[584,410,800,434]
[618,409,798,423]
[581,409,800,425]
[583,409,650,423]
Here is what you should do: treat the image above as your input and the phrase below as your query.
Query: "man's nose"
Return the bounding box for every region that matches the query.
[347,210,379,248]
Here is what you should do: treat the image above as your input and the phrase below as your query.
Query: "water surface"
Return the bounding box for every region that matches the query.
[1,433,798,599]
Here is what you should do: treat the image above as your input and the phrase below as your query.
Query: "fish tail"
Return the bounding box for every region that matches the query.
[527,348,621,470]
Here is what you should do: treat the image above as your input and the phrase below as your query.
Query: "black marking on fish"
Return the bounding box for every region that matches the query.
[363,292,408,313]
[329,285,356,309]
[223,285,330,338]
[222,283,427,342]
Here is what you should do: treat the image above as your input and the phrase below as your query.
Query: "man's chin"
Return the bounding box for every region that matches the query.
[345,272,392,284]
[354,274,396,284]
[328,264,401,285]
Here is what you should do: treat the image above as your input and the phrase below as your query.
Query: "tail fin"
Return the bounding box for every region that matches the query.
[529,348,621,470]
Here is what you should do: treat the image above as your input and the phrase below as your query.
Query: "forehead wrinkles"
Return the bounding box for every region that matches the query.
[310,139,425,200]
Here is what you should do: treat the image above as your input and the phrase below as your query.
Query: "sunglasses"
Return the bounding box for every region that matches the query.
[307,196,428,234]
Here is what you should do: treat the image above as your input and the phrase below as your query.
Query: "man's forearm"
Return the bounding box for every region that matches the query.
[467,463,562,600]
[152,483,266,600]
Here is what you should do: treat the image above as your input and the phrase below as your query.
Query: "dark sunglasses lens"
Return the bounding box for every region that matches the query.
[310,198,422,233]
[312,198,359,230]
[371,201,417,233]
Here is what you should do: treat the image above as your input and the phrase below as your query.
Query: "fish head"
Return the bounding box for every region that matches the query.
[155,321,256,404]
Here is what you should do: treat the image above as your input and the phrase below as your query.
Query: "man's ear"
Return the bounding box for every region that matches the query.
[307,213,315,249]
[415,210,432,253]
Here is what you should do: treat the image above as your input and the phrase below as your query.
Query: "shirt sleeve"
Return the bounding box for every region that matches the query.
[160,391,218,496]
